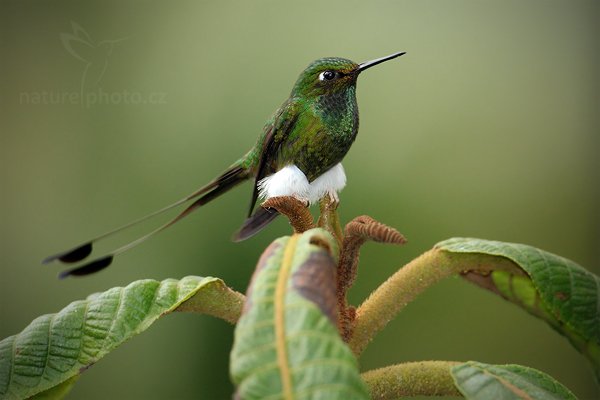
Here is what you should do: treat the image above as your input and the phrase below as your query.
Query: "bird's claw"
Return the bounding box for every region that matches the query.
[324,191,340,210]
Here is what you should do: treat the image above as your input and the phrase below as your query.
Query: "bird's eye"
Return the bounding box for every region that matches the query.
[319,70,336,81]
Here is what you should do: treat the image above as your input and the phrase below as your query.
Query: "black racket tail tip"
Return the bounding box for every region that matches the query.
[58,255,114,279]
[43,242,93,265]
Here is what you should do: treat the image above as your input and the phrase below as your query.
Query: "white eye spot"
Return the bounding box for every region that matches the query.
[319,70,335,81]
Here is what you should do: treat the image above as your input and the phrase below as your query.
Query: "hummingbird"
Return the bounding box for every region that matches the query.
[44,51,406,278]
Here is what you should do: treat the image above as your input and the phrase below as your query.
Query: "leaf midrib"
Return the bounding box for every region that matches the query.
[274,235,298,400]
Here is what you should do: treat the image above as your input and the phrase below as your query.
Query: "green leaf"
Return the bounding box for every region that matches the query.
[451,361,576,400]
[436,238,600,379]
[27,376,78,400]
[230,229,369,400]
[0,276,238,400]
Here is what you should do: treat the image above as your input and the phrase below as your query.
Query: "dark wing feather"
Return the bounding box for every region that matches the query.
[234,100,301,241]
[233,207,280,242]
[247,99,300,216]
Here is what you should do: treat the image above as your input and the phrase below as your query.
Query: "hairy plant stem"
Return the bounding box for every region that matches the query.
[362,361,462,399]
[338,216,406,341]
[349,249,519,355]
[263,196,314,233]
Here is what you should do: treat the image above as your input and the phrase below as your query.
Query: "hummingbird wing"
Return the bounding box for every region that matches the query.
[247,98,300,216]
[234,99,301,241]
[233,207,280,242]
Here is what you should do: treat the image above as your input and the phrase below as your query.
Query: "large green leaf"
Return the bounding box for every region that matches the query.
[0,276,240,400]
[436,238,600,379]
[27,376,78,400]
[451,361,576,400]
[230,228,369,400]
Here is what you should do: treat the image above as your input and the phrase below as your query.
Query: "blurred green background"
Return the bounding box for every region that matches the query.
[1,1,598,399]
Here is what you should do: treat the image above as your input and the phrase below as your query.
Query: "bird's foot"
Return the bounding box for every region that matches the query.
[320,190,340,211]
[294,195,310,208]
[317,192,342,245]
[262,196,314,234]
[326,191,340,209]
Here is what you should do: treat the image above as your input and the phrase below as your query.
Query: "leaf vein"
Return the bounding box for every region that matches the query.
[101,287,125,351]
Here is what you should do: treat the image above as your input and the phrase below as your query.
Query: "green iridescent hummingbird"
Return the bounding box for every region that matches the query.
[44,51,406,277]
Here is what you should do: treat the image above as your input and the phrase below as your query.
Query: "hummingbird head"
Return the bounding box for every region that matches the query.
[291,52,406,99]
[291,57,359,98]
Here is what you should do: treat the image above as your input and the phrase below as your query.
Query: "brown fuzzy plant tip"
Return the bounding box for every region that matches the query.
[337,215,407,342]
[262,196,314,234]
[345,215,407,245]
[339,216,407,292]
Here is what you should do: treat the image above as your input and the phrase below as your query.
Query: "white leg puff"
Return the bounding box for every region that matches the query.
[258,163,346,205]
[258,165,310,203]
[308,163,346,204]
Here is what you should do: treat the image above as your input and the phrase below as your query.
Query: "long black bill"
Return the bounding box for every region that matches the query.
[358,51,406,73]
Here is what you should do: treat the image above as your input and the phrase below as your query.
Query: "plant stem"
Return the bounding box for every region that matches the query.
[362,361,462,399]
[338,216,406,342]
[349,249,518,355]
[263,196,315,233]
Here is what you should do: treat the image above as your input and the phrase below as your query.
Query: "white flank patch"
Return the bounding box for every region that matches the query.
[308,163,346,203]
[258,163,346,204]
